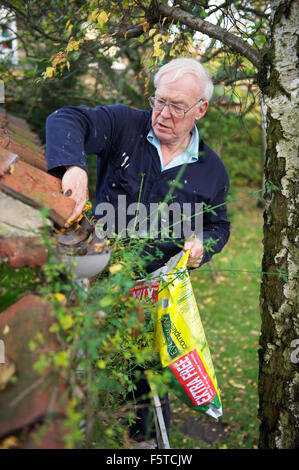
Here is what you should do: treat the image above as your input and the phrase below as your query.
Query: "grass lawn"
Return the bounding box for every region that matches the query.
[168,187,264,450]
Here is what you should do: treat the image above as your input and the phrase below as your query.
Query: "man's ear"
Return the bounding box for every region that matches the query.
[195,100,209,120]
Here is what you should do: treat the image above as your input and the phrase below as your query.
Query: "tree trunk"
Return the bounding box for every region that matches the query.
[257,0,299,449]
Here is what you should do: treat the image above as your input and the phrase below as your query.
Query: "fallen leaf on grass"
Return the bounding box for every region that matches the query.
[204,297,215,304]
[229,379,245,389]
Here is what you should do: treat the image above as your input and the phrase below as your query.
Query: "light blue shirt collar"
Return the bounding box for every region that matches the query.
[147,125,199,172]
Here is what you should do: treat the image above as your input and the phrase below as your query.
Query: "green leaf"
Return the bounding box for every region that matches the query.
[60,315,73,330]
[99,295,113,307]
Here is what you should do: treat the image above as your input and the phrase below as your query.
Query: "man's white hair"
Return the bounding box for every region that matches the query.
[153,57,214,101]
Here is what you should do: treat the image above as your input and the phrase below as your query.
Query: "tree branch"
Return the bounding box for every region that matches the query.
[1,0,68,44]
[113,15,161,39]
[156,2,263,69]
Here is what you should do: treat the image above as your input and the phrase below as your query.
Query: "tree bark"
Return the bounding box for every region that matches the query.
[257,0,299,449]
[156,0,299,447]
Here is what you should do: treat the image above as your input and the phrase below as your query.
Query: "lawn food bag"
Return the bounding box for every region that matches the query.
[129,250,222,420]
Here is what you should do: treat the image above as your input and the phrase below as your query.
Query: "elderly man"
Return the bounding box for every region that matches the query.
[46,58,229,271]
[46,57,230,442]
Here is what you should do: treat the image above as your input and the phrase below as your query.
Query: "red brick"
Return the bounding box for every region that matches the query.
[0,134,10,149]
[0,109,8,130]
[0,295,68,439]
[0,159,75,226]
[22,419,67,449]
[0,109,46,170]
[0,237,48,267]
[8,138,47,172]
[7,121,47,172]
[7,113,32,133]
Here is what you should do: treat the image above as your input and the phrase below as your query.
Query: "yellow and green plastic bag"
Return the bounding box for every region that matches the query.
[130,250,222,419]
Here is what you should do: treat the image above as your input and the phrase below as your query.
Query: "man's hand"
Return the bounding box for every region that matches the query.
[62,166,88,226]
[183,236,204,268]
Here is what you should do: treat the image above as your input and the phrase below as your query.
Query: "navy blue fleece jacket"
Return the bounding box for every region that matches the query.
[46,104,230,272]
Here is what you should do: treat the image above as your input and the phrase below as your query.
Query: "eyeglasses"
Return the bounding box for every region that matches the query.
[149,95,203,119]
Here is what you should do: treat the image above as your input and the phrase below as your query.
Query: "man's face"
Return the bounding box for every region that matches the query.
[151,72,208,146]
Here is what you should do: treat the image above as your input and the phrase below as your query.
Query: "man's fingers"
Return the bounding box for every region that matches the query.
[62,166,88,227]
[183,236,204,268]
[65,203,86,227]
[183,242,192,251]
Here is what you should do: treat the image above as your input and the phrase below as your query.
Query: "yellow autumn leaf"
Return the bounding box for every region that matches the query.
[149,28,156,37]
[142,21,150,33]
[97,359,106,369]
[109,263,123,274]
[52,51,67,69]
[83,201,92,211]
[65,19,73,33]
[45,67,55,78]
[160,34,169,43]
[52,293,67,305]
[153,41,162,57]
[66,39,80,52]
[88,8,99,22]
[159,50,165,61]
[97,10,108,27]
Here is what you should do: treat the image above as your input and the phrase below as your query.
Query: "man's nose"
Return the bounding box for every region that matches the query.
[160,103,171,118]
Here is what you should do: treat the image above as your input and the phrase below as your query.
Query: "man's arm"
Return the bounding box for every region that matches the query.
[46,105,114,225]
